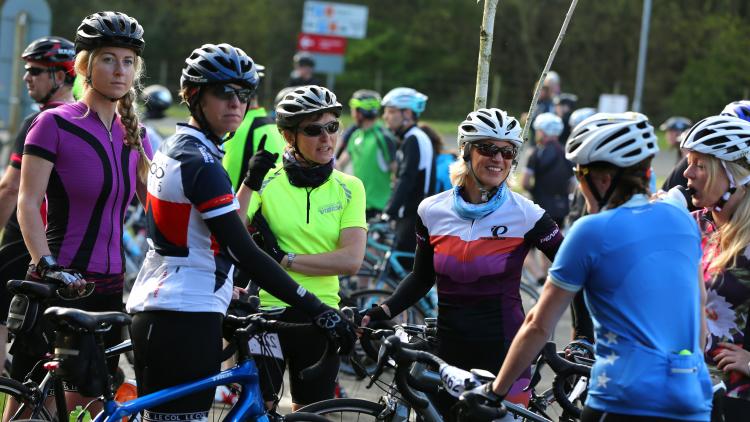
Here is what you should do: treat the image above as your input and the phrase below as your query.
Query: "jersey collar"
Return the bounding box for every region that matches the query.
[619,193,650,208]
[175,123,224,158]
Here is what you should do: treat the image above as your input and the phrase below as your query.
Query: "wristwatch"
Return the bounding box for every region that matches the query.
[285,253,296,269]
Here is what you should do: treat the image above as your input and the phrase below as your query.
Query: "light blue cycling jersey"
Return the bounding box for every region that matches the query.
[549,194,711,421]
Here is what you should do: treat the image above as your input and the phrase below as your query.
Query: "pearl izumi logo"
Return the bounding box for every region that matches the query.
[491,225,508,237]
[319,202,343,215]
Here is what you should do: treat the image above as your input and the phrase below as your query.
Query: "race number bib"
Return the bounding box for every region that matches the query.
[249,333,283,360]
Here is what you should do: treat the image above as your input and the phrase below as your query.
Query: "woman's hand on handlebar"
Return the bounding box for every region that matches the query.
[361,303,392,328]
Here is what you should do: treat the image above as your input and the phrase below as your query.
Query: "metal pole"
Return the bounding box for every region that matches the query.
[517,0,579,165]
[474,0,500,111]
[632,0,652,112]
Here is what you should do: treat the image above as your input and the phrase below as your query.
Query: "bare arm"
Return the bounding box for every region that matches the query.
[235,183,253,226]
[281,227,366,276]
[491,281,576,395]
[0,167,21,229]
[18,155,54,262]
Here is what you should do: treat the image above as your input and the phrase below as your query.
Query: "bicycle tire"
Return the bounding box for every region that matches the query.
[280,411,333,421]
[0,376,54,421]
[297,398,386,421]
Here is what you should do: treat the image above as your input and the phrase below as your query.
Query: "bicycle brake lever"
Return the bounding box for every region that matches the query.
[524,352,546,392]
[366,343,389,389]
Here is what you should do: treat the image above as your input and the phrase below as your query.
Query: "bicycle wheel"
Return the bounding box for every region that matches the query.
[0,377,53,421]
[280,411,333,421]
[297,398,386,421]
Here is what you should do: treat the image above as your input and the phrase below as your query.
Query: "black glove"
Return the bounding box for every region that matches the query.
[465,381,505,408]
[250,212,286,263]
[364,304,391,324]
[36,255,83,286]
[243,135,278,191]
[313,306,357,355]
[565,338,595,360]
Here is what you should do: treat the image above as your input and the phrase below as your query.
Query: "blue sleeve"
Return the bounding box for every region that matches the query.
[548,217,600,292]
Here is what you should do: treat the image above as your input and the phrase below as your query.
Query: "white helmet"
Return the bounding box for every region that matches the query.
[568,107,597,130]
[566,112,659,167]
[381,87,428,116]
[680,115,750,163]
[533,112,564,137]
[275,85,342,128]
[457,108,523,149]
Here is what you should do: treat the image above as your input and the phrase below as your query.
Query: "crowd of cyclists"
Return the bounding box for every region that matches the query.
[0,8,748,422]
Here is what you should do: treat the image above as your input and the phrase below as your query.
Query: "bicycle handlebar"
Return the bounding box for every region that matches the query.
[540,342,591,418]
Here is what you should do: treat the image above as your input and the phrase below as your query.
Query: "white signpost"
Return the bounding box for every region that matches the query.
[301,1,369,88]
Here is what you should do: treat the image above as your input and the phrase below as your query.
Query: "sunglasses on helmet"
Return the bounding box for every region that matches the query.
[473,143,517,160]
[25,66,48,76]
[210,85,253,103]
[299,121,340,137]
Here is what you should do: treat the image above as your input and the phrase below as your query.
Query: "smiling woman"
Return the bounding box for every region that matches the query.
[362,108,565,415]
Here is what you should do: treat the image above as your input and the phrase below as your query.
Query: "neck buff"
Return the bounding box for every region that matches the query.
[452,182,508,220]
[283,150,333,188]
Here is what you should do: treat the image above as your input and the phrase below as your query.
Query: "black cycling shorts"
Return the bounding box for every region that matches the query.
[130,311,223,421]
[255,306,339,406]
[0,236,31,324]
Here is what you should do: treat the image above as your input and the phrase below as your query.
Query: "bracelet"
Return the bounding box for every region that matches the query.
[285,252,296,269]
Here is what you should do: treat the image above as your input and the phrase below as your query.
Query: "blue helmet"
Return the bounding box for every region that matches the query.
[181,43,259,91]
[721,100,750,122]
[381,87,428,116]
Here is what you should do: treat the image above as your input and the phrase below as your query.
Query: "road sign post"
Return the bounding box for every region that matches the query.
[299,1,368,90]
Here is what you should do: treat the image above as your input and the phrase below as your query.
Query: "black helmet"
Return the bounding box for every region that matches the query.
[659,116,692,132]
[293,52,315,68]
[180,43,259,91]
[75,11,145,55]
[22,36,76,64]
[141,85,172,117]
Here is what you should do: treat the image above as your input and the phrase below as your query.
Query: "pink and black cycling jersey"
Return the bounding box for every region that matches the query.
[420,189,561,339]
[23,101,152,276]
[385,189,563,341]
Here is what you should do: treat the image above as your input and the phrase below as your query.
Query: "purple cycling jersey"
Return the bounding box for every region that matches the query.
[24,101,152,275]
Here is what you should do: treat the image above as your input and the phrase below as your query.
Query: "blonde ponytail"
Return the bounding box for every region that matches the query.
[117,88,150,183]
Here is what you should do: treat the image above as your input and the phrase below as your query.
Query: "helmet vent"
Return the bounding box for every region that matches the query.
[476,114,495,128]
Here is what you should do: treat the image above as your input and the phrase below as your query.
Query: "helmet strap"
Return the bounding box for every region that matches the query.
[464,144,502,203]
[711,161,750,212]
[291,130,319,167]
[38,69,60,105]
[584,168,623,211]
[189,89,224,145]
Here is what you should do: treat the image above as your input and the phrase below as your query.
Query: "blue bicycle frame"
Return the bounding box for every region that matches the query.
[95,357,268,422]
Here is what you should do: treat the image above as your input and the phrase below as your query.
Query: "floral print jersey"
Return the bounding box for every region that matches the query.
[695,209,750,400]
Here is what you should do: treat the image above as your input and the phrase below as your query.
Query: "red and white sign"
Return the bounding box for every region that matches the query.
[297,33,347,55]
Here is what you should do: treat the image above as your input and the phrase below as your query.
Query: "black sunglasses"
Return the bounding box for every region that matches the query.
[299,121,340,137]
[474,143,517,160]
[25,67,48,76]
[210,85,253,103]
